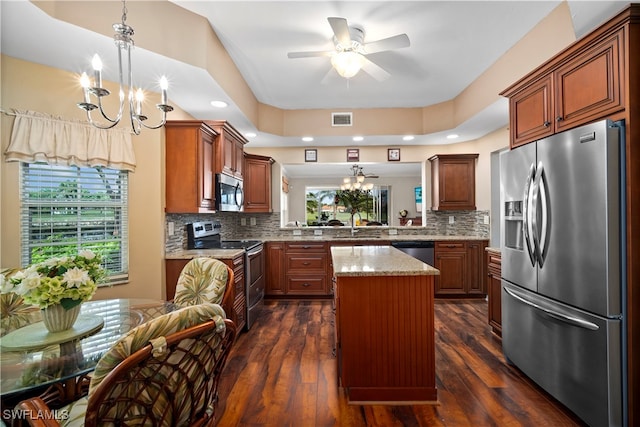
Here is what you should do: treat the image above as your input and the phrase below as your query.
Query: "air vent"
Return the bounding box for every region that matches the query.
[332,112,353,127]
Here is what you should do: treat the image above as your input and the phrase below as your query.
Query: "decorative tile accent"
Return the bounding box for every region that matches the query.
[165,210,490,251]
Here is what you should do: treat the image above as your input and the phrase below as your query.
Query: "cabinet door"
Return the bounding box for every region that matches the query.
[221,136,236,177]
[244,155,272,212]
[265,242,286,295]
[165,122,216,213]
[487,251,502,336]
[509,75,554,148]
[554,29,623,131]
[467,241,487,295]
[222,256,246,331]
[434,242,467,296]
[233,139,244,178]
[430,154,478,211]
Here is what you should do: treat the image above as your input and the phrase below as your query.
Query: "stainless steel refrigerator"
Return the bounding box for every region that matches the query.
[500,119,626,427]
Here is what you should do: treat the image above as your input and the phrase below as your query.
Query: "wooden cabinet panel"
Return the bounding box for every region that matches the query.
[510,76,554,148]
[434,248,467,295]
[501,27,624,148]
[554,29,624,131]
[266,241,331,297]
[434,240,488,297]
[165,121,218,213]
[429,154,478,211]
[265,242,286,296]
[287,276,327,294]
[206,120,247,180]
[222,255,246,332]
[486,249,502,336]
[467,241,488,295]
[244,154,274,213]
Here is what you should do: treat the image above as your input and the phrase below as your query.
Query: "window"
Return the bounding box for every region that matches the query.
[20,163,129,284]
[305,185,390,226]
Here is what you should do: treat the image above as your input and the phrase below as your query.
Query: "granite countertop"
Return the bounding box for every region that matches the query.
[486,246,501,253]
[331,246,440,277]
[165,248,245,260]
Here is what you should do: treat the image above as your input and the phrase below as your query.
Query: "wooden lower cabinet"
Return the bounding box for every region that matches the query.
[334,273,437,402]
[265,241,331,297]
[165,255,246,331]
[486,248,502,336]
[434,240,488,297]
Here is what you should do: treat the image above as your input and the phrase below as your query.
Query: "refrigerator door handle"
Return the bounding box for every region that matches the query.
[523,163,537,266]
[504,286,600,331]
[530,162,544,265]
[536,163,549,266]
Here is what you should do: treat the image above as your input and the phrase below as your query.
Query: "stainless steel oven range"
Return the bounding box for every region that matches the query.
[186,220,264,330]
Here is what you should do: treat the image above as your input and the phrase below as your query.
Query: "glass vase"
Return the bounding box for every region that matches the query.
[42,304,81,333]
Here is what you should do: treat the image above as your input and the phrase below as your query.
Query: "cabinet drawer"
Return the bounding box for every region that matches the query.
[488,253,502,267]
[287,275,328,294]
[436,241,465,250]
[286,242,326,252]
[233,297,246,328]
[287,255,326,271]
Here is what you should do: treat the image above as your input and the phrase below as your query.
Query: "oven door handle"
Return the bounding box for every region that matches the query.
[247,245,263,257]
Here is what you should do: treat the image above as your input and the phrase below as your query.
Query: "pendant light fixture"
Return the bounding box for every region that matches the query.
[77,0,173,135]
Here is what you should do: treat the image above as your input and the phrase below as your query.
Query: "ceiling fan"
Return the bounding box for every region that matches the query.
[287,17,410,81]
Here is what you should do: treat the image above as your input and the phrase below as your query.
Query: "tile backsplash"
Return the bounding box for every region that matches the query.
[165,211,490,252]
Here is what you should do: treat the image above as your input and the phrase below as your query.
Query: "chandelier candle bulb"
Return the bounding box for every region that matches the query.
[135,88,143,115]
[80,73,91,103]
[160,76,168,105]
[91,54,103,89]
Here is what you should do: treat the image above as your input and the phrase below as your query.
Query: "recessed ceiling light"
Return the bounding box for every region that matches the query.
[245,132,257,138]
[446,134,459,139]
[402,135,415,141]
[353,136,364,142]
[210,100,228,108]
[302,136,314,142]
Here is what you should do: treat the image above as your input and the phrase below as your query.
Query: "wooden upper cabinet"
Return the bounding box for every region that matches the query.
[165,121,218,213]
[244,153,274,213]
[509,75,554,147]
[429,154,478,211]
[501,25,624,148]
[554,28,623,131]
[206,120,248,179]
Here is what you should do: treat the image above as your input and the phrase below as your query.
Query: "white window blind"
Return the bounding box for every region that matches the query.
[20,163,129,284]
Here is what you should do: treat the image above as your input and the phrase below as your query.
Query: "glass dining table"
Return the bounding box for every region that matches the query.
[0,298,176,412]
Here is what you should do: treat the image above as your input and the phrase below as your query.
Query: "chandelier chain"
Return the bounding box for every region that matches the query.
[121,0,128,25]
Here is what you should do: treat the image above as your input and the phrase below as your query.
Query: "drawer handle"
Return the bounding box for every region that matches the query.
[543,121,551,127]
[302,283,310,287]
[556,116,564,122]
[302,261,311,266]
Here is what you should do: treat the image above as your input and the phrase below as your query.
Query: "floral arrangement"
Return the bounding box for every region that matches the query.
[0,250,105,310]
[399,209,409,218]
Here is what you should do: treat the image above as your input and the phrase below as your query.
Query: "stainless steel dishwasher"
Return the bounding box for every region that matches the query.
[391,241,435,266]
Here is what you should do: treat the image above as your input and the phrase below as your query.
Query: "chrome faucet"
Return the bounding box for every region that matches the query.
[351,212,362,236]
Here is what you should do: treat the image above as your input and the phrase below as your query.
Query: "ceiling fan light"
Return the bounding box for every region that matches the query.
[331,51,364,78]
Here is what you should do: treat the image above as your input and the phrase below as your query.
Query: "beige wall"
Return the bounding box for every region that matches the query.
[0,55,193,300]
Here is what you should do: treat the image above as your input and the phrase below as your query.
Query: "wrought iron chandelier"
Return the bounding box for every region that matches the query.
[77,0,173,135]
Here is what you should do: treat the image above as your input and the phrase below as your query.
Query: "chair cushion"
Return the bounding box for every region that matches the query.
[173,258,228,307]
[89,303,226,396]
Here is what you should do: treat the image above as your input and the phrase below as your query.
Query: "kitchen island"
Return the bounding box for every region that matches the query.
[331,245,440,403]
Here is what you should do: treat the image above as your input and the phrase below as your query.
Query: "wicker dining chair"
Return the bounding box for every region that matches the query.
[173,257,235,322]
[16,303,237,427]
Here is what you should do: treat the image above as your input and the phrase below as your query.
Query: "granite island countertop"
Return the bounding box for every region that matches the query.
[331,245,440,277]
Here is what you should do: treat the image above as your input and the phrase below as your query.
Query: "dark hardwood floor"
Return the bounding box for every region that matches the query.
[216,299,587,426]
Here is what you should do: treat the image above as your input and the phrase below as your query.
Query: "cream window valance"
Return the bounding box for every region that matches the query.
[4,110,136,172]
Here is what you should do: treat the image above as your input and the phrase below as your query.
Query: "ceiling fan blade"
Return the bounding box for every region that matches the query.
[360,57,390,81]
[288,50,333,59]
[328,17,351,46]
[364,34,410,54]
